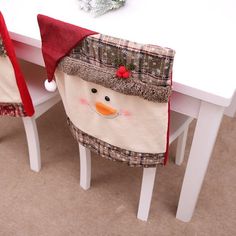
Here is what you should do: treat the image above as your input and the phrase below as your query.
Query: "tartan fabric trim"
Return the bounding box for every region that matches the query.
[67,118,165,167]
[0,36,7,56]
[58,57,171,103]
[69,34,175,85]
[0,103,27,117]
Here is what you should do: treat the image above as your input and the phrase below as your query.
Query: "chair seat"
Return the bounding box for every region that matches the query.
[19,60,59,106]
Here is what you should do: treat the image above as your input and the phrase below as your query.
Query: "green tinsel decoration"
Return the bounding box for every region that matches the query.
[78,0,126,17]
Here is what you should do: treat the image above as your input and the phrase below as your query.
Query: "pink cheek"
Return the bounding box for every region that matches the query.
[79,98,89,105]
[120,109,132,117]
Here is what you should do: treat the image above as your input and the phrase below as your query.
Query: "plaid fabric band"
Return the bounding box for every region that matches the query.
[0,103,27,117]
[70,34,175,84]
[0,36,7,56]
[67,118,165,167]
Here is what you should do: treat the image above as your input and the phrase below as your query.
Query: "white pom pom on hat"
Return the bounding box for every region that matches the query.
[44,79,57,92]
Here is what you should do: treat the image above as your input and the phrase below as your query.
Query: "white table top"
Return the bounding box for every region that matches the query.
[1,0,235,106]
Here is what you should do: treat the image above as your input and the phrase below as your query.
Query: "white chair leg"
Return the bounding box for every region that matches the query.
[79,143,91,190]
[175,126,189,166]
[22,117,41,172]
[137,167,156,221]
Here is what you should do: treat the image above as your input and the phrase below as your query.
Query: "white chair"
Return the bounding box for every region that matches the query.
[20,60,60,172]
[37,14,193,221]
[0,12,60,172]
[1,60,60,172]
[79,111,193,221]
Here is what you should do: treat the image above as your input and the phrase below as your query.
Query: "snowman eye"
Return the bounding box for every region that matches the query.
[105,96,110,101]
[91,88,97,93]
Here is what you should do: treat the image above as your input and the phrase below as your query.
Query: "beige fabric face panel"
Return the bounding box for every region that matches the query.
[0,55,22,103]
[55,69,168,154]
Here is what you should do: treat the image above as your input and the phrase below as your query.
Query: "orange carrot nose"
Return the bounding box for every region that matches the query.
[95,102,117,116]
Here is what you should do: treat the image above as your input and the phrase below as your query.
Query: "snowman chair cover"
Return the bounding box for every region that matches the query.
[38,14,175,167]
[0,12,34,117]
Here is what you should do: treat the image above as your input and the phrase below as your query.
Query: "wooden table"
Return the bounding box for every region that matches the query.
[1,0,235,222]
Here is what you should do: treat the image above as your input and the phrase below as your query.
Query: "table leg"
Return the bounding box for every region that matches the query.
[176,101,225,222]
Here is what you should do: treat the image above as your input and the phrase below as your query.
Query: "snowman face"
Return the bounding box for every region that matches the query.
[79,85,133,119]
[56,70,168,154]
[82,87,119,119]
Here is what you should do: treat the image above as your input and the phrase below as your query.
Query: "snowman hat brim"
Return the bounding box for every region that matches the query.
[37,14,97,82]
[58,56,171,103]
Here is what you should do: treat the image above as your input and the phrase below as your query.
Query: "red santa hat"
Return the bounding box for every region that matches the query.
[0,12,34,116]
[37,14,97,82]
